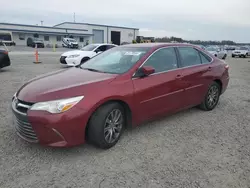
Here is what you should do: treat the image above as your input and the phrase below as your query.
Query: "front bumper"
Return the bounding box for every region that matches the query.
[60,56,80,66]
[70,44,78,49]
[0,54,11,68]
[232,52,245,56]
[12,98,90,147]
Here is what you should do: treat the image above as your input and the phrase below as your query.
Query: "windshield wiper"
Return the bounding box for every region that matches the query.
[81,67,104,73]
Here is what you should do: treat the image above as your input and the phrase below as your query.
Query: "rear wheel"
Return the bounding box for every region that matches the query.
[199,82,221,111]
[87,102,125,149]
[222,54,227,60]
[232,55,235,58]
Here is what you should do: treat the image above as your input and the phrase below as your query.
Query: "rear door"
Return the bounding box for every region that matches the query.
[132,47,186,124]
[176,47,212,107]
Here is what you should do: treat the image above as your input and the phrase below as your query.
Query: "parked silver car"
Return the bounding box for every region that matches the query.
[205,47,227,59]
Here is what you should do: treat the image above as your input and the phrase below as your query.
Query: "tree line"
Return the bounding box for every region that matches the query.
[154,36,249,45]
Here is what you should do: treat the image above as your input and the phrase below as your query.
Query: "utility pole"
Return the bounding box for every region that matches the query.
[41,21,43,26]
[73,13,76,23]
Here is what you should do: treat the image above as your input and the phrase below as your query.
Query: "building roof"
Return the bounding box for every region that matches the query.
[0,22,93,36]
[0,28,93,36]
[54,22,139,30]
[0,23,88,31]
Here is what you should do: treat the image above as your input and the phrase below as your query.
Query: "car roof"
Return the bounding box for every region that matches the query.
[92,43,117,46]
[120,43,197,48]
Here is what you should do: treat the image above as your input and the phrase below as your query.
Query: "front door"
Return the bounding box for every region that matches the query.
[132,47,186,124]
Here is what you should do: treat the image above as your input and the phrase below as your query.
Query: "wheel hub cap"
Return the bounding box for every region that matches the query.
[104,109,123,144]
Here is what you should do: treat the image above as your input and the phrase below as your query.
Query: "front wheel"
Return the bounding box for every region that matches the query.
[87,102,125,149]
[199,82,221,111]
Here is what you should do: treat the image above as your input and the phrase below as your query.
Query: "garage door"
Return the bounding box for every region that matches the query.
[93,29,104,43]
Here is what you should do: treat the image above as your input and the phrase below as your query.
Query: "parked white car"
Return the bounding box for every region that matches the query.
[205,47,227,59]
[232,46,249,58]
[60,43,117,66]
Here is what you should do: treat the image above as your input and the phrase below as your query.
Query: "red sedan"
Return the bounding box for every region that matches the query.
[12,43,229,149]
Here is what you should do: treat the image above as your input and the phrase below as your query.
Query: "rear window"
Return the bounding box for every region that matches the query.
[239,47,248,50]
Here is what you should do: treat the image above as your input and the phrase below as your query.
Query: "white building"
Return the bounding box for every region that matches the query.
[0,22,139,46]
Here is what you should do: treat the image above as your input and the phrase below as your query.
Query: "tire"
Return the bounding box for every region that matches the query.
[87,102,125,149]
[199,82,221,111]
[222,54,227,60]
[232,55,235,58]
[77,57,90,67]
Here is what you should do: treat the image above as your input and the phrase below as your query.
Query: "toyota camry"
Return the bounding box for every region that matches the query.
[12,43,229,149]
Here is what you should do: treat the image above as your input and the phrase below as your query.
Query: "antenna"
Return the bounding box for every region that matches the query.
[73,13,76,22]
[41,21,43,26]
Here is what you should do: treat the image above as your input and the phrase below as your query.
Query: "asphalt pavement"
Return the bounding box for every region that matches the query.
[0,52,250,188]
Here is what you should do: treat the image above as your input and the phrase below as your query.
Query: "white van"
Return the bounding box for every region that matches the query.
[62,38,79,49]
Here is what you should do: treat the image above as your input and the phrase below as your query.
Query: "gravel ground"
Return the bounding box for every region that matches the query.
[0,53,250,188]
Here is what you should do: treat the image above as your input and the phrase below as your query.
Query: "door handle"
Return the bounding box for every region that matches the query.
[176,74,183,79]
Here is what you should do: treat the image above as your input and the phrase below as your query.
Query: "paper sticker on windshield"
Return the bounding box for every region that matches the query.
[124,52,142,56]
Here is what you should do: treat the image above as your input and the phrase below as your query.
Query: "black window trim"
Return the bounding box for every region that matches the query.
[132,46,181,78]
[197,50,213,64]
[193,47,213,63]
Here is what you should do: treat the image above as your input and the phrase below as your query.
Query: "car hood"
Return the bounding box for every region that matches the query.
[207,51,217,54]
[61,50,93,57]
[17,68,117,103]
[233,50,247,52]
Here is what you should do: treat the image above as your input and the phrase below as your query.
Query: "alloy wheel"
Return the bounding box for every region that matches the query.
[104,109,123,143]
[207,85,219,108]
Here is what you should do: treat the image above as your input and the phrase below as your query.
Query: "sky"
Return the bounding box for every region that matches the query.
[1,0,250,43]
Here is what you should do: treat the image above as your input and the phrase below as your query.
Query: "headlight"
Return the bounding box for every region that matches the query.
[30,96,84,114]
[68,54,80,58]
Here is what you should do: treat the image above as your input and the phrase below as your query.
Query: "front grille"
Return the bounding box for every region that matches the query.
[60,56,67,64]
[12,98,38,142]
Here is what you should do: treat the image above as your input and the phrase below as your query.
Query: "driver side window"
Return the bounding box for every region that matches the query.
[143,47,178,73]
[95,45,107,52]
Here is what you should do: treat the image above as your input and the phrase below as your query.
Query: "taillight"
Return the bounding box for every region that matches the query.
[3,51,8,55]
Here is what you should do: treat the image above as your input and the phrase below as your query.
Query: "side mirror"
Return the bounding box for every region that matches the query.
[135,66,155,78]
[95,49,101,53]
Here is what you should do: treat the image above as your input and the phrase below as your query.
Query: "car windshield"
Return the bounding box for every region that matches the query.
[80,47,150,74]
[81,44,99,51]
[239,47,248,50]
[206,47,217,51]
[68,39,76,42]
